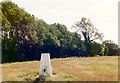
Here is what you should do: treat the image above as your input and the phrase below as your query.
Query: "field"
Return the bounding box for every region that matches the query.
[2,56,118,81]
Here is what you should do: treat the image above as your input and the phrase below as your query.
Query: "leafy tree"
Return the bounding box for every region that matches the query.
[52,23,83,57]
[1,2,38,62]
[102,40,120,56]
[44,33,60,47]
[89,41,103,56]
[73,17,103,56]
[53,23,72,48]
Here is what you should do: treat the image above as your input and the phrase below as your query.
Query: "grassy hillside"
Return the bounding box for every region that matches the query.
[2,56,118,81]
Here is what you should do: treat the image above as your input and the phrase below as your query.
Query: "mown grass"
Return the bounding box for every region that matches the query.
[2,56,118,81]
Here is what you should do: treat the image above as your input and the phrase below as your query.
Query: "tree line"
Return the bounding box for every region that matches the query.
[1,2,120,63]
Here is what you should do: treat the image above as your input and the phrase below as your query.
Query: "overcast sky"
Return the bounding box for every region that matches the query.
[1,0,119,44]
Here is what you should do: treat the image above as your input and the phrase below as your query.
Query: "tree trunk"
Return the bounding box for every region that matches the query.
[82,31,90,56]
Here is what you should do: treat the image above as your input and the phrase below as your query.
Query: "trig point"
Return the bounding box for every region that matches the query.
[40,53,52,77]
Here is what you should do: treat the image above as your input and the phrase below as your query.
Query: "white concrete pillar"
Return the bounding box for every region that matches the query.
[40,53,52,77]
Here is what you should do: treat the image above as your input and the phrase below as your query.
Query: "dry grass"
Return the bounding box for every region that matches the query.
[2,61,39,81]
[2,56,118,81]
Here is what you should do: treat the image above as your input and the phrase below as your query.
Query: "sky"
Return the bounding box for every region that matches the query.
[1,0,119,44]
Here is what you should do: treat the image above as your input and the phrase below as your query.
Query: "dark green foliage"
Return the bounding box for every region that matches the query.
[1,2,38,62]
[102,40,120,56]
[89,41,103,56]
[2,38,17,63]
[1,2,119,63]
